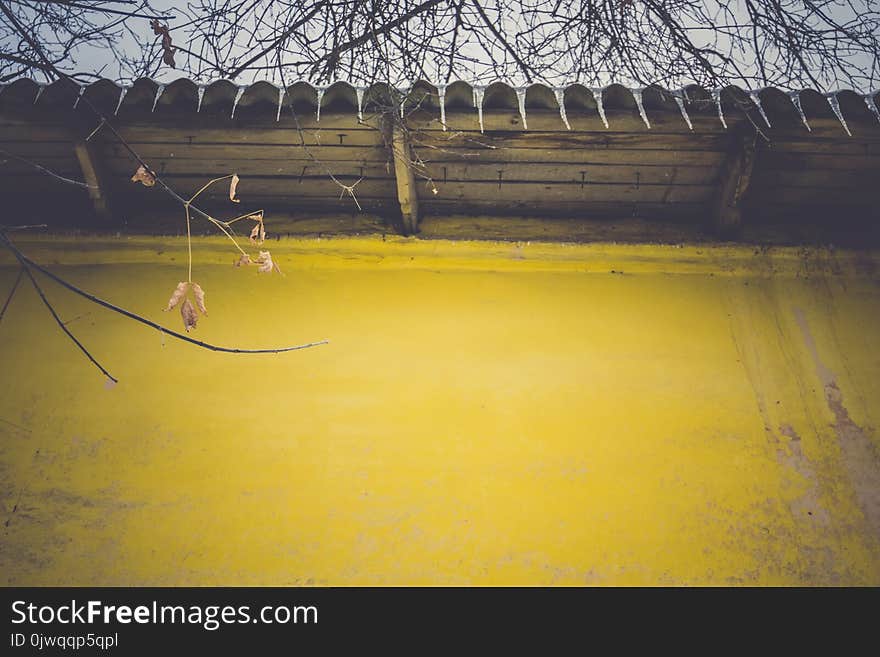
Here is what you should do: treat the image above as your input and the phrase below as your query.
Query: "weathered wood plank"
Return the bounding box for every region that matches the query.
[761,139,880,156]
[414,147,726,167]
[0,157,81,175]
[745,185,880,205]
[98,159,395,180]
[0,124,74,142]
[759,151,880,171]
[73,138,114,223]
[391,124,419,234]
[414,109,739,134]
[0,113,385,132]
[421,199,707,219]
[412,130,732,151]
[428,180,713,204]
[763,118,880,140]
[750,168,877,190]
[89,157,717,186]
[96,143,390,166]
[109,125,386,147]
[108,175,397,199]
[421,162,718,185]
[712,126,757,235]
[94,142,725,167]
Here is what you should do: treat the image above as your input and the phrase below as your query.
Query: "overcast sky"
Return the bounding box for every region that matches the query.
[26,1,880,91]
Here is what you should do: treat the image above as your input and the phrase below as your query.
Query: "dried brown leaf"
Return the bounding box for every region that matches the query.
[131,165,156,187]
[164,281,189,311]
[234,253,251,267]
[247,212,267,244]
[180,298,198,332]
[191,282,207,315]
[151,19,176,68]
[229,174,241,203]
[256,250,281,274]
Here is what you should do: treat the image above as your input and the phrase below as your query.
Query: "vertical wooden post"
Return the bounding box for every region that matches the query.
[713,124,757,237]
[73,138,114,224]
[391,123,419,235]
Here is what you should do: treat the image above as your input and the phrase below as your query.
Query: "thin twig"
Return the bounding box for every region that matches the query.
[274,60,368,210]
[224,209,264,226]
[1,224,48,232]
[0,148,96,189]
[185,204,192,283]
[85,119,106,142]
[182,175,250,256]
[188,174,235,205]
[0,266,23,323]
[21,263,118,383]
[0,233,329,356]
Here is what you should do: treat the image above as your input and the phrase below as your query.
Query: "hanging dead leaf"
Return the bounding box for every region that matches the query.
[150,19,176,68]
[256,250,281,274]
[180,298,198,332]
[191,282,207,315]
[229,174,241,203]
[248,223,266,244]
[164,281,189,311]
[131,165,156,187]
[234,253,251,267]
[256,251,270,273]
[246,212,266,244]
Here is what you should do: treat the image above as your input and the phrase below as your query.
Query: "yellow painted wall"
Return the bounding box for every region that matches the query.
[0,236,878,585]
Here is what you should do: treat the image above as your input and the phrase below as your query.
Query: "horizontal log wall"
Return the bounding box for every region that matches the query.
[1,89,878,236]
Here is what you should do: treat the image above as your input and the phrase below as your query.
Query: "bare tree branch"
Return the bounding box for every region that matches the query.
[0,232,330,357]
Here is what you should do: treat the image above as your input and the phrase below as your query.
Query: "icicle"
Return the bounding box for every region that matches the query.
[749,90,771,128]
[826,92,852,136]
[316,87,324,122]
[114,86,128,115]
[438,85,447,131]
[672,91,694,130]
[631,88,651,129]
[72,85,85,109]
[515,87,528,130]
[151,84,165,112]
[591,88,608,129]
[787,90,810,131]
[355,87,364,122]
[33,84,46,105]
[399,87,407,119]
[865,94,880,125]
[473,85,485,133]
[712,88,727,129]
[230,86,245,119]
[276,87,284,122]
[554,88,570,130]
[196,86,206,113]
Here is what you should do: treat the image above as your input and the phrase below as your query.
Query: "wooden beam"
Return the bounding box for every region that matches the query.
[713,125,757,236]
[391,124,419,235]
[73,138,114,223]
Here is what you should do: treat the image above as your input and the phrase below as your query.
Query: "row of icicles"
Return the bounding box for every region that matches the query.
[19,80,880,137]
